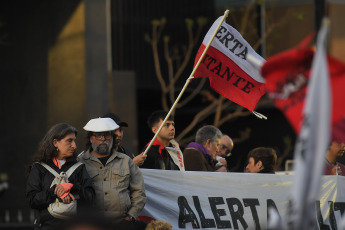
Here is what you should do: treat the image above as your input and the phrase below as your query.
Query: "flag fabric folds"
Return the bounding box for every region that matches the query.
[261,33,345,140]
[287,19,331,229]
[193,16,266,112]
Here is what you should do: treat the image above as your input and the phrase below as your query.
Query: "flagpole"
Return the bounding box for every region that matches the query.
[143,9,230,156]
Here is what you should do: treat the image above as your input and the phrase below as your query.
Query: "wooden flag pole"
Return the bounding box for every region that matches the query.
[143,10,230,156]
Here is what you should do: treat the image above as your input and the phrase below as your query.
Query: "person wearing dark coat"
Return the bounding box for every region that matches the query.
[245,147,277,174]
[140,110,180,170]
[183,125,226,172]
[26,123,95,230]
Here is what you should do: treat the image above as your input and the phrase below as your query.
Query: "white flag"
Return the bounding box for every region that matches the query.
[288,18,331,229]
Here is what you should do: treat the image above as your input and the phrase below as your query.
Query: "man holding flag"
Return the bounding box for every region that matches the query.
[142,9,267,161]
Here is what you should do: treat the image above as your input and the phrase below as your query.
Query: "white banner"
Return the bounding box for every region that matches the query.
[139,169,345,229]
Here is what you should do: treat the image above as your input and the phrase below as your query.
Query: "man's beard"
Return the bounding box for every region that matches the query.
[92,139,113,155]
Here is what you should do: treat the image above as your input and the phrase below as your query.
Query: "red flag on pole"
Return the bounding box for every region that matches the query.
[261,34,345,141]
[193,17,266,112]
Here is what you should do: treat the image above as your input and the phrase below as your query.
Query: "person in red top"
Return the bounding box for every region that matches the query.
[324,141,345,176]
[140,110,181,170]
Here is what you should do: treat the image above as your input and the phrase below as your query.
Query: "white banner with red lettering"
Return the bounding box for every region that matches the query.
[138,169,345,229]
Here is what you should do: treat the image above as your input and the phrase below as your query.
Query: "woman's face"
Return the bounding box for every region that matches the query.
[245,157,261,173]
[54,133,77,160]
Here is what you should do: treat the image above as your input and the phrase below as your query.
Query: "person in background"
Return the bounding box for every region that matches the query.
[102,112,147,166]
[141,110,184,170]
[183,125,226,172]
[324,141,345,176]
[215,134,233,169]
[145,220,173,230]
[26,123,95,230]
[219,135,234,157]
[245,147,277,174]
[78,118,146,226]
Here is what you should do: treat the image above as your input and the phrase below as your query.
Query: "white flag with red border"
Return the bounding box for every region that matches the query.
[194,16,266,111]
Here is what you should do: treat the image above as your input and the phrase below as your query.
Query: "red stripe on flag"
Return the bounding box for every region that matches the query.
[194,44,265,111]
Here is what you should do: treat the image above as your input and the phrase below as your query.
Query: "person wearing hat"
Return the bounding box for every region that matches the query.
[78,117,146,224]
[102,113,147,166]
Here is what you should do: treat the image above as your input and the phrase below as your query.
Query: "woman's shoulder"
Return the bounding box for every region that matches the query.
[28,162,50,177]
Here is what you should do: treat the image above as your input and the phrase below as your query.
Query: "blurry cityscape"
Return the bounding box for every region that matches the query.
[0,0,345,228]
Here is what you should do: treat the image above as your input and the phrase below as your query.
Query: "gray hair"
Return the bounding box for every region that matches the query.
[195,125,223,146]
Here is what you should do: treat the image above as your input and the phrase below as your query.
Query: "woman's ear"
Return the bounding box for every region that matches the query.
[257,160,263,169]
[53,139,58,147]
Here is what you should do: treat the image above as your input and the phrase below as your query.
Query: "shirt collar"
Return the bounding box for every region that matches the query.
[146,138,166,155]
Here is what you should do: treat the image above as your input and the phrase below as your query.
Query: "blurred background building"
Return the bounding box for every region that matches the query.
[0,0,344,228]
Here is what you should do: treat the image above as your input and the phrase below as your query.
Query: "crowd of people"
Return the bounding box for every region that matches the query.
[26,110,345,230]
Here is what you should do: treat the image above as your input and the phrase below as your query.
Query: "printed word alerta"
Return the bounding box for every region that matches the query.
[178,196,345,229]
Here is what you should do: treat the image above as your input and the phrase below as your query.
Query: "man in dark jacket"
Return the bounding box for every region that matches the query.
[140,110,183,170]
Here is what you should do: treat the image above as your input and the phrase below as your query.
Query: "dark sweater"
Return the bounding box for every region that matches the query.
[183,148,216,171]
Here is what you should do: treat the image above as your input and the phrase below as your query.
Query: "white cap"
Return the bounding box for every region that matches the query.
[83,117,119,132]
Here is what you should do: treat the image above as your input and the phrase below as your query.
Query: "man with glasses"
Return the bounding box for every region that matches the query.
[219,135,234,157]
[102,112,147,166]
[78,117,146,224]
[214,135,233,170]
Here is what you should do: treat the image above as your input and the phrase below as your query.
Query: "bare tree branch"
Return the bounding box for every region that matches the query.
[163,36,175,104]
[175,102,218,142]
[150,22,168,111]
[253,23,277,50]
[276,136,293,171]
[167,19,195,90]
[240,0,255,34]
[177,135,196,148]
[177,78,207,108]
[217,108,251,127]
[214,96,225,126]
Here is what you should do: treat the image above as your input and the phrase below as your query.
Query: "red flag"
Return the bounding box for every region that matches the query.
[261,35,345,141]
[193,17,266,112]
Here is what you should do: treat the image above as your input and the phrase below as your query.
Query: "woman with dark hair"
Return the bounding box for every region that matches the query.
[26,123,95,230]
[245,147,277,174]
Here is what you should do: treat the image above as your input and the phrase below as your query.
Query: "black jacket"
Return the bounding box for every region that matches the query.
[26,157,95,230]
[140,145,179,170]
[258,168,275,174]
